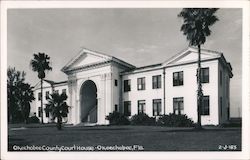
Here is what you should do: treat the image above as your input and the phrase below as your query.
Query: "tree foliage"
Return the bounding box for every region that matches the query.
[178,8,219,46]
[178,8,219,129]
[45,92,70,130]
[30,53,52,79]
[7,67,35,123]
[30,52,52,124]
[106,111,130,125]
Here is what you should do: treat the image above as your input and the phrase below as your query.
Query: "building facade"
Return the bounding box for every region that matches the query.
[31,47,233,125]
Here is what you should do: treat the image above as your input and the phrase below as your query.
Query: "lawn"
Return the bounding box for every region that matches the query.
[8,124,241,151]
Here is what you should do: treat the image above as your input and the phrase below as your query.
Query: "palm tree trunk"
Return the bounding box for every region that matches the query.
[57,116,62,130]
[196,45,203,129]
[41,79,44,124]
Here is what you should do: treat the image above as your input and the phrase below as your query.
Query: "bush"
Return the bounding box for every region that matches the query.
[157,113,194,127]
[130,113,155,125]
[27,116,40,124]
[106,111,130,125]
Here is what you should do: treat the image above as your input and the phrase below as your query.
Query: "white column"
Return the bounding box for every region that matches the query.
[105,72,112,121]
[99,73,106,124]
[68,75,78,125]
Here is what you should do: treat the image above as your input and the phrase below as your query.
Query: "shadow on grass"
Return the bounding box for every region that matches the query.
[159,128,241,133]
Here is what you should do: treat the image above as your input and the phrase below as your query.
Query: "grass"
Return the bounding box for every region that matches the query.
[8,124,241,151]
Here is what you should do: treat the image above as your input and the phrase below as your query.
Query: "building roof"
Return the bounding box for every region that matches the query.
[33,47,233,88]
[61,47,136,73]
[121,47,233,77]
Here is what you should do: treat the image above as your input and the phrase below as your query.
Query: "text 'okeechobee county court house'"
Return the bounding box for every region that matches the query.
[31,47,233,125]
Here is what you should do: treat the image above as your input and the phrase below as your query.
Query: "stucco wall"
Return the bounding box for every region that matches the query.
[33,81,68,123]
[165,60,219,125]
[122,69,164,117]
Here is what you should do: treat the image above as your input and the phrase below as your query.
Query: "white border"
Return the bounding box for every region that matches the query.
[1,1,249,160]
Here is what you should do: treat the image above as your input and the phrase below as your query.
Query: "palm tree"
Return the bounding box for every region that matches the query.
[178,8,219,129]
[45,92,69,130]
[30,53,52,124]
[19,83,35,123]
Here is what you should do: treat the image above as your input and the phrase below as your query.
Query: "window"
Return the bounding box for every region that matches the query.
[138,100,146,114]
[45,91,50,99]
[220,70,222,86]
[153,99,162,116]
[54,90,59,94]
[115,79,118,86]
[173,71,183,86]
[173,97,184,115]
[38,107,41,117]
[137,77,145,90]
[62,89,67,94]
[115,104,118,112]
[38,92,42,101]
[201,96,210,115]
[226,77,229,98]
[45,110,49,117]
[124,80,131,92]
[220,97,223,117]
[124,101,131,116]
[201,68,209,83]
[152,75,161,89]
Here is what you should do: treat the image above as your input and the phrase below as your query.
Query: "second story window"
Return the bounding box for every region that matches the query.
[38,92,42,101]
[137,77,145,90]
[201,68,209,83]
[152,75,161,89]
[173,71,183,86]
[62,89,67,94]
[124,79,131,92]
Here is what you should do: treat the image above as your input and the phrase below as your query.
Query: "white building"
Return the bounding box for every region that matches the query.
[31,47,233,125]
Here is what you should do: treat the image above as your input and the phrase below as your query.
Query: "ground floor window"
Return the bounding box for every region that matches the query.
[124,101,131,116]
[38,107,41,117]
[153,99,161,116]
[173,97,184,115]
[115,104,118,112]
[201,96,210,115]
[138,100,146,114]
[220,97,223,117]
[45,110,50,117]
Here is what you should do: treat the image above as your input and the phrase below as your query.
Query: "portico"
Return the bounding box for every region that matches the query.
[61,48,135,125]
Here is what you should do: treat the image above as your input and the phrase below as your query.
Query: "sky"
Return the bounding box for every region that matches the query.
[7,8,242,116]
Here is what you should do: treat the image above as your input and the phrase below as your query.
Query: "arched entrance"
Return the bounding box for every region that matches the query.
[80,80,97,123]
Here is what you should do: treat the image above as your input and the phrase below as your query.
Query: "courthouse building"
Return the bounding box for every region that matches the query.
[31,47,233,125]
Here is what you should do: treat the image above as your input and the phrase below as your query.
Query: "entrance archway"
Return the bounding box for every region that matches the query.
[80,80,97,123]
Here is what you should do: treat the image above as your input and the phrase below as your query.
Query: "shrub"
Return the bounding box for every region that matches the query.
[106,111,130,125]
[27,116,40,124]
[130,113,155,125]
[157,113,194,127]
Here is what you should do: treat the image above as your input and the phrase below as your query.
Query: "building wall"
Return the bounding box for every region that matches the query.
[218,61,231,124]
[122,69,164,117]
[31,55,232,126]
[165,60,219,125]
[33,81,68,123]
